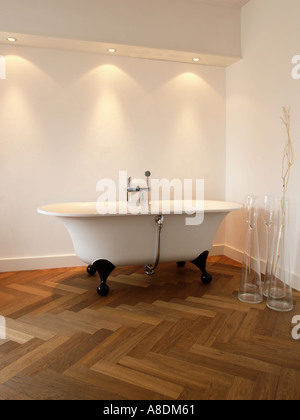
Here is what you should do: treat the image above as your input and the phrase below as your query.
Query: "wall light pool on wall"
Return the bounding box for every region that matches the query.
[0,55,6,79]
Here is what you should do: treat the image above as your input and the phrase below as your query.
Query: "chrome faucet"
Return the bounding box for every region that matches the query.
[127,171,151,205]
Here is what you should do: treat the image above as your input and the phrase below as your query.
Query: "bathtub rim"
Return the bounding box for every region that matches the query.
[37,200,243,218]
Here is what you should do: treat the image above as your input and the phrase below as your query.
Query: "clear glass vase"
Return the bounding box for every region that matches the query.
[262,195,276,297]
[267,200,293,312]
[238,196,263,304]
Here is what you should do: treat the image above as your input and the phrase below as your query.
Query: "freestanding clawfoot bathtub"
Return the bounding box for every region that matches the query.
[38,200,242,296]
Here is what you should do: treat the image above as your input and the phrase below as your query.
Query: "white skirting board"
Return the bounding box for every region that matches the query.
[0,254,85,272]
[0,246,226,272]
[0,245,226,272]
[221,244,300,292]
[1,245,299,291]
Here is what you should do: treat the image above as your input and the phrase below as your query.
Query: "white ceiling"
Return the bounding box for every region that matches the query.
[0,0,248,66]
[192,0,250,7]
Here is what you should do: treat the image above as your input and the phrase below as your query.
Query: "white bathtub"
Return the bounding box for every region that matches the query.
[38,200,242,296]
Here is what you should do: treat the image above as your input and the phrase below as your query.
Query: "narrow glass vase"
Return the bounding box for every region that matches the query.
[267,200,293,312]
[238,196,263,304]
[262,195,276,297]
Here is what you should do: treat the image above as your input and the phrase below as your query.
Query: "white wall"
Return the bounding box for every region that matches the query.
[225,0,300,290]
[0,44,226,270]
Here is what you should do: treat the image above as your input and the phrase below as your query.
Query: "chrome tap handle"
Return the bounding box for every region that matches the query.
[127,186,141,192]
[145,171,151,189]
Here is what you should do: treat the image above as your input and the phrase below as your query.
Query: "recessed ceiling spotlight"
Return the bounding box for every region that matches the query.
[107,48,117,53]
[193,57,200,62]
[7,37,17,42]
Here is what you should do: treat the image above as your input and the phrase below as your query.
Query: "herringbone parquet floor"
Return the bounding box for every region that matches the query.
[0,256,299,400]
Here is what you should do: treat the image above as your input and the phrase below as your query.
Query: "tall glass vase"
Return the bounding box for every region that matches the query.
[262,195,276,297]
[238,196,263,304]
[267,200,293,312]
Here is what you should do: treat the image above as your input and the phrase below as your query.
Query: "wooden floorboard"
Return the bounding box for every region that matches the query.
[0,256,299,400]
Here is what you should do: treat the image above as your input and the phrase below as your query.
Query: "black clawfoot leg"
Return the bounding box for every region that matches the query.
[87,264,96,275]
[191,251,212,284]
[92,259,115,296]
[176,261,186,268]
